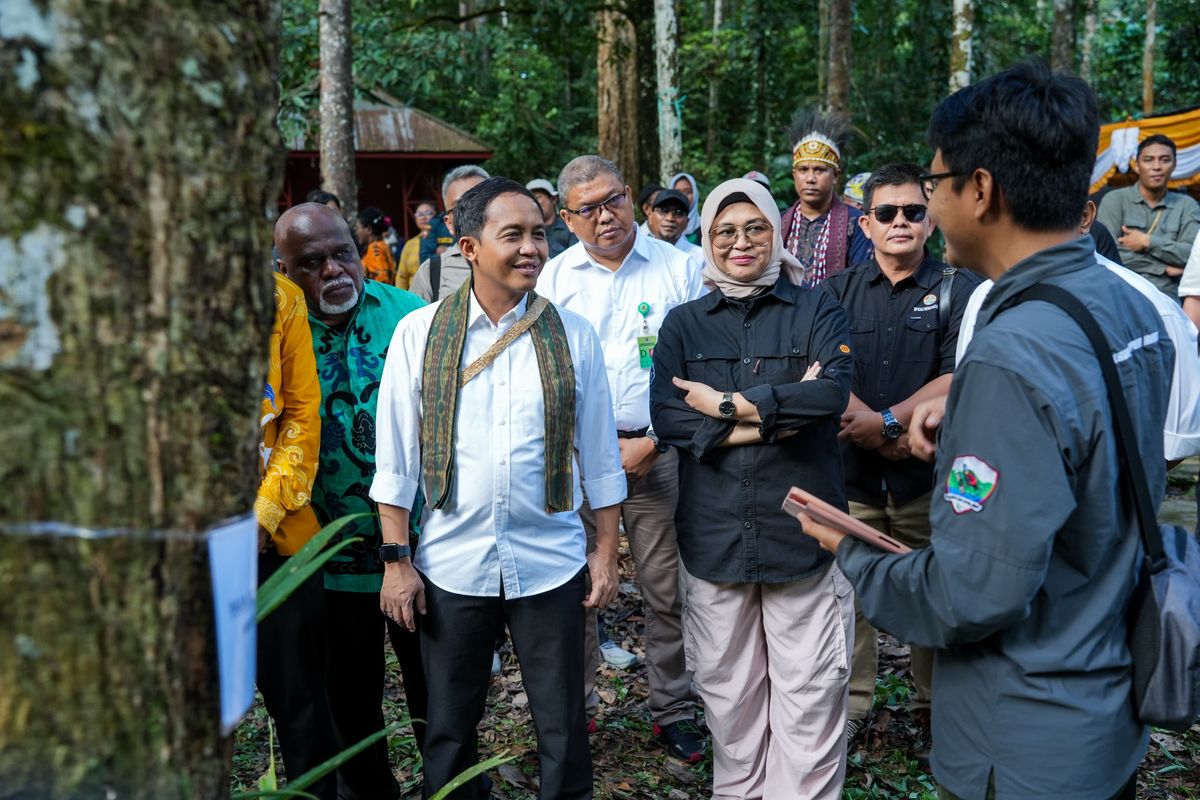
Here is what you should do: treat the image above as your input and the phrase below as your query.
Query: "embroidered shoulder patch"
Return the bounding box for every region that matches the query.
[944,455,998,514]
[839,344,851,353]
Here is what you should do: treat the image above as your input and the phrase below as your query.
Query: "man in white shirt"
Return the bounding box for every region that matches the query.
[539,155,708,762]
[370,177,627,800]
[954,204,1200,463]
[644,187,705,270]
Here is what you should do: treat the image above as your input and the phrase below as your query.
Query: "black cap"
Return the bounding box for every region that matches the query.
[637,183,664,206]
[652,189,690,212]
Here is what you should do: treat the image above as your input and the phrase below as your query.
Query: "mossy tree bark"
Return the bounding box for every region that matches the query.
[319,0,357,220]
[0,1,280,797]
[597,4,640,185]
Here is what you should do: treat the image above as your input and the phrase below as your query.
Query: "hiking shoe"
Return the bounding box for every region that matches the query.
[491,650,502,676]
[845,716,869,748]
[655,719,707,763]
[600,640,639,669]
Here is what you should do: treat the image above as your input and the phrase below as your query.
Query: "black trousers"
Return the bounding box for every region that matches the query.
[420,570,592,800]
[257,550,338,800]
[325,589,429,800]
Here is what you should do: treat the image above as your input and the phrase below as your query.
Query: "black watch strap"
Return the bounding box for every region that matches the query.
[378,543,412,562]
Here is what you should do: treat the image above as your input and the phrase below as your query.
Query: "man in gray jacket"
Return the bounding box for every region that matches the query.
[800,63,1173,800]
[409,164,489,302]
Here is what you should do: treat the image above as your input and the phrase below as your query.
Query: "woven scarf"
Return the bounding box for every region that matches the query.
[420,278,576,513]
[785,195,851,286]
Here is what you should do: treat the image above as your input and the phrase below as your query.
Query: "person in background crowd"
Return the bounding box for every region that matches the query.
[1178,230,1200,329]
[356,206,397,285]
[651,177,855,798]
[1097,134,1200,298]
[800,62,1171,800]
[638,183,664,236]
[526,178,578,258]
[645,188,705,269]
[371,178,626,800]
[255,271,336,800]
[275,202,428,800]
[668,172,702,244]
[781,110,873,286]
[743,170,772,193]
[410,165,490,302]
[541,155,707,762]
[396,200,437,291]
[821,162,980,759]
[306,189,342,212]
[842,172,871,210]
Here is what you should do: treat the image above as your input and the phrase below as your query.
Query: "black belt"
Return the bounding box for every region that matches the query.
[617,427,650,439]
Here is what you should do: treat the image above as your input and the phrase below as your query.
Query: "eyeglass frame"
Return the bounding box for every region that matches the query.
[866,203,929,224]
[651,205,689,220]
[919,171,967,199]
[562,188,630,220]
[708,221,775,251]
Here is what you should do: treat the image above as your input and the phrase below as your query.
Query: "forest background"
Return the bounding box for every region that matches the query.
[278,0,1200,197]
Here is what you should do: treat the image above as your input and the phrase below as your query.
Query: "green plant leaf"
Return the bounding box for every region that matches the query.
[429,754,517,800]
[257,512,372,601]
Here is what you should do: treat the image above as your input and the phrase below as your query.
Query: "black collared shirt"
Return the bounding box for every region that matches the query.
[822,254,980,507]
[650,277,852,583]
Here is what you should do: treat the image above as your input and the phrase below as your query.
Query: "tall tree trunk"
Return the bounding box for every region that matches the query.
[826,0,852,115]
[705,0,724,163]
[752,0,768,167]
[817,0,830,105]
[949,0,974,92]
[1050,0,1076,72]
[1142,0,1156,114]
[597,8,640,184]
[654,0,683,182]
[1080,0,1098,83]
[0,1,280,797]
[320,0,357,219]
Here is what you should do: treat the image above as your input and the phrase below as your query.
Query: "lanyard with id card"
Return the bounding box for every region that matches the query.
[637,302,656,369]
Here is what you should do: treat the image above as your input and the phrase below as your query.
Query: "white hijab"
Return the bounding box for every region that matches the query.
[669,172,702,237]
[700,178,806,299]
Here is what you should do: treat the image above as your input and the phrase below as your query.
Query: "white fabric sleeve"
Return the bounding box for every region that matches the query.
[955,280,994,364]
[573,323,628,509]
[1178,234,1200,298]
[369,315,426,509]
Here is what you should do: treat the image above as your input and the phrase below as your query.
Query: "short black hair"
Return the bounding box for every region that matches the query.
[927,61,1099,231]
[862,162,925,210]
[1137,133,1177,158]
[357,206,388,235]
[454,177,539,242]
[305,189,341,208]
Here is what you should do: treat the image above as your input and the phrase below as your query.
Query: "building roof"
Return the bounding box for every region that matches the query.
[284,89,492,155]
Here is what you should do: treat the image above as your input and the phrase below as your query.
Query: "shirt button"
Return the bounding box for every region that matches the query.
[696,353,703,358]
[742,479,751,487]
[499,380,506,386]
[882,360,889,366]
[743,521,752,529]
[499,419,506,426]
[878,393,885,399]
[792,347,800,354]
[744,322,751,328]
[742,357,751,364]
[887,327,894,333]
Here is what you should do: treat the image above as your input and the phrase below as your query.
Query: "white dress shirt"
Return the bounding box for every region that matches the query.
[957,252,1200,460]
[538,228,706,431]
[369,292,627,598]
[1177,233,1200,298]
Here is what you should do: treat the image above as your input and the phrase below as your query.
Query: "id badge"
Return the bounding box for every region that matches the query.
[637,335,657,369]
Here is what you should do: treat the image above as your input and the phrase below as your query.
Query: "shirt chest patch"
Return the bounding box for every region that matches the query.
[944,455,999,514]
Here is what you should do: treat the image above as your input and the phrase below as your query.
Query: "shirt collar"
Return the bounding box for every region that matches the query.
[566,225,649,271]
[977,236,1096,329]
[468,289,529,329]
[701,274,798,312]
[1130,185,1179,208]
[864,251,941,289]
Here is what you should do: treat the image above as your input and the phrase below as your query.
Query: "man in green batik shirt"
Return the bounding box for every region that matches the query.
[276,202,427,800]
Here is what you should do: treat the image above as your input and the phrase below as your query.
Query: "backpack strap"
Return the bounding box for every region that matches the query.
[429,254,442,302]
[938,266,958,341]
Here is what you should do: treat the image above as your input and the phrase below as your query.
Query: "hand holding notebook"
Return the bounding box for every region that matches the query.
[783,487,912,555]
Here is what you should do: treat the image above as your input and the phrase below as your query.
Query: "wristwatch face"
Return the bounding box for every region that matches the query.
[883,421,904,440]
[719,400,736,418]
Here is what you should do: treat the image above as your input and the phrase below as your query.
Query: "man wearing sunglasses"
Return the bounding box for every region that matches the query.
[538,155,707,762]
[821,162,980,759]
[645,188,705,269]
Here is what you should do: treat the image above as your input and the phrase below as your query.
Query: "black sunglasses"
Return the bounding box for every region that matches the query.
[868,203,928,224]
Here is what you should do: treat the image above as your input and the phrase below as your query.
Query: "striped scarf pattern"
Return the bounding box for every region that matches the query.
[420,278,577,513]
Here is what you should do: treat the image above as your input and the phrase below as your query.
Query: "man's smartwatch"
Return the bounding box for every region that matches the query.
[645,428,670,453]
[378,543,412,563]
[718,392,737,419]
[881,408,904,440]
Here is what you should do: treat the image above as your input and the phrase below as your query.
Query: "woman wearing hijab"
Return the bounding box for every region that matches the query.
[669,172,702,243]
[649,178,855,799]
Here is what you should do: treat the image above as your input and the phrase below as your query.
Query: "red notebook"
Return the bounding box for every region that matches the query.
[782,487,912,555]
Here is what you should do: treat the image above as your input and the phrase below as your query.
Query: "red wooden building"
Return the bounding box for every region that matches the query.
[280,90,493,239]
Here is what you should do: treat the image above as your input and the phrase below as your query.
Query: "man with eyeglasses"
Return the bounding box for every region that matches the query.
[821,162,980,759]
[538,155,708,762]
[411,164,490,302]
[645,188,704,269]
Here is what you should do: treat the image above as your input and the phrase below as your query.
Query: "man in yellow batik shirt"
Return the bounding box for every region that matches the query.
[255,272,336,800]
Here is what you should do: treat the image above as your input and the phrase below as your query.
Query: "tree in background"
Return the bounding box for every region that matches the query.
[320,0,357,217]
[654,0,683,181]
[0,0,279,796]
[598,5,640,182]
[949,0,974,91]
